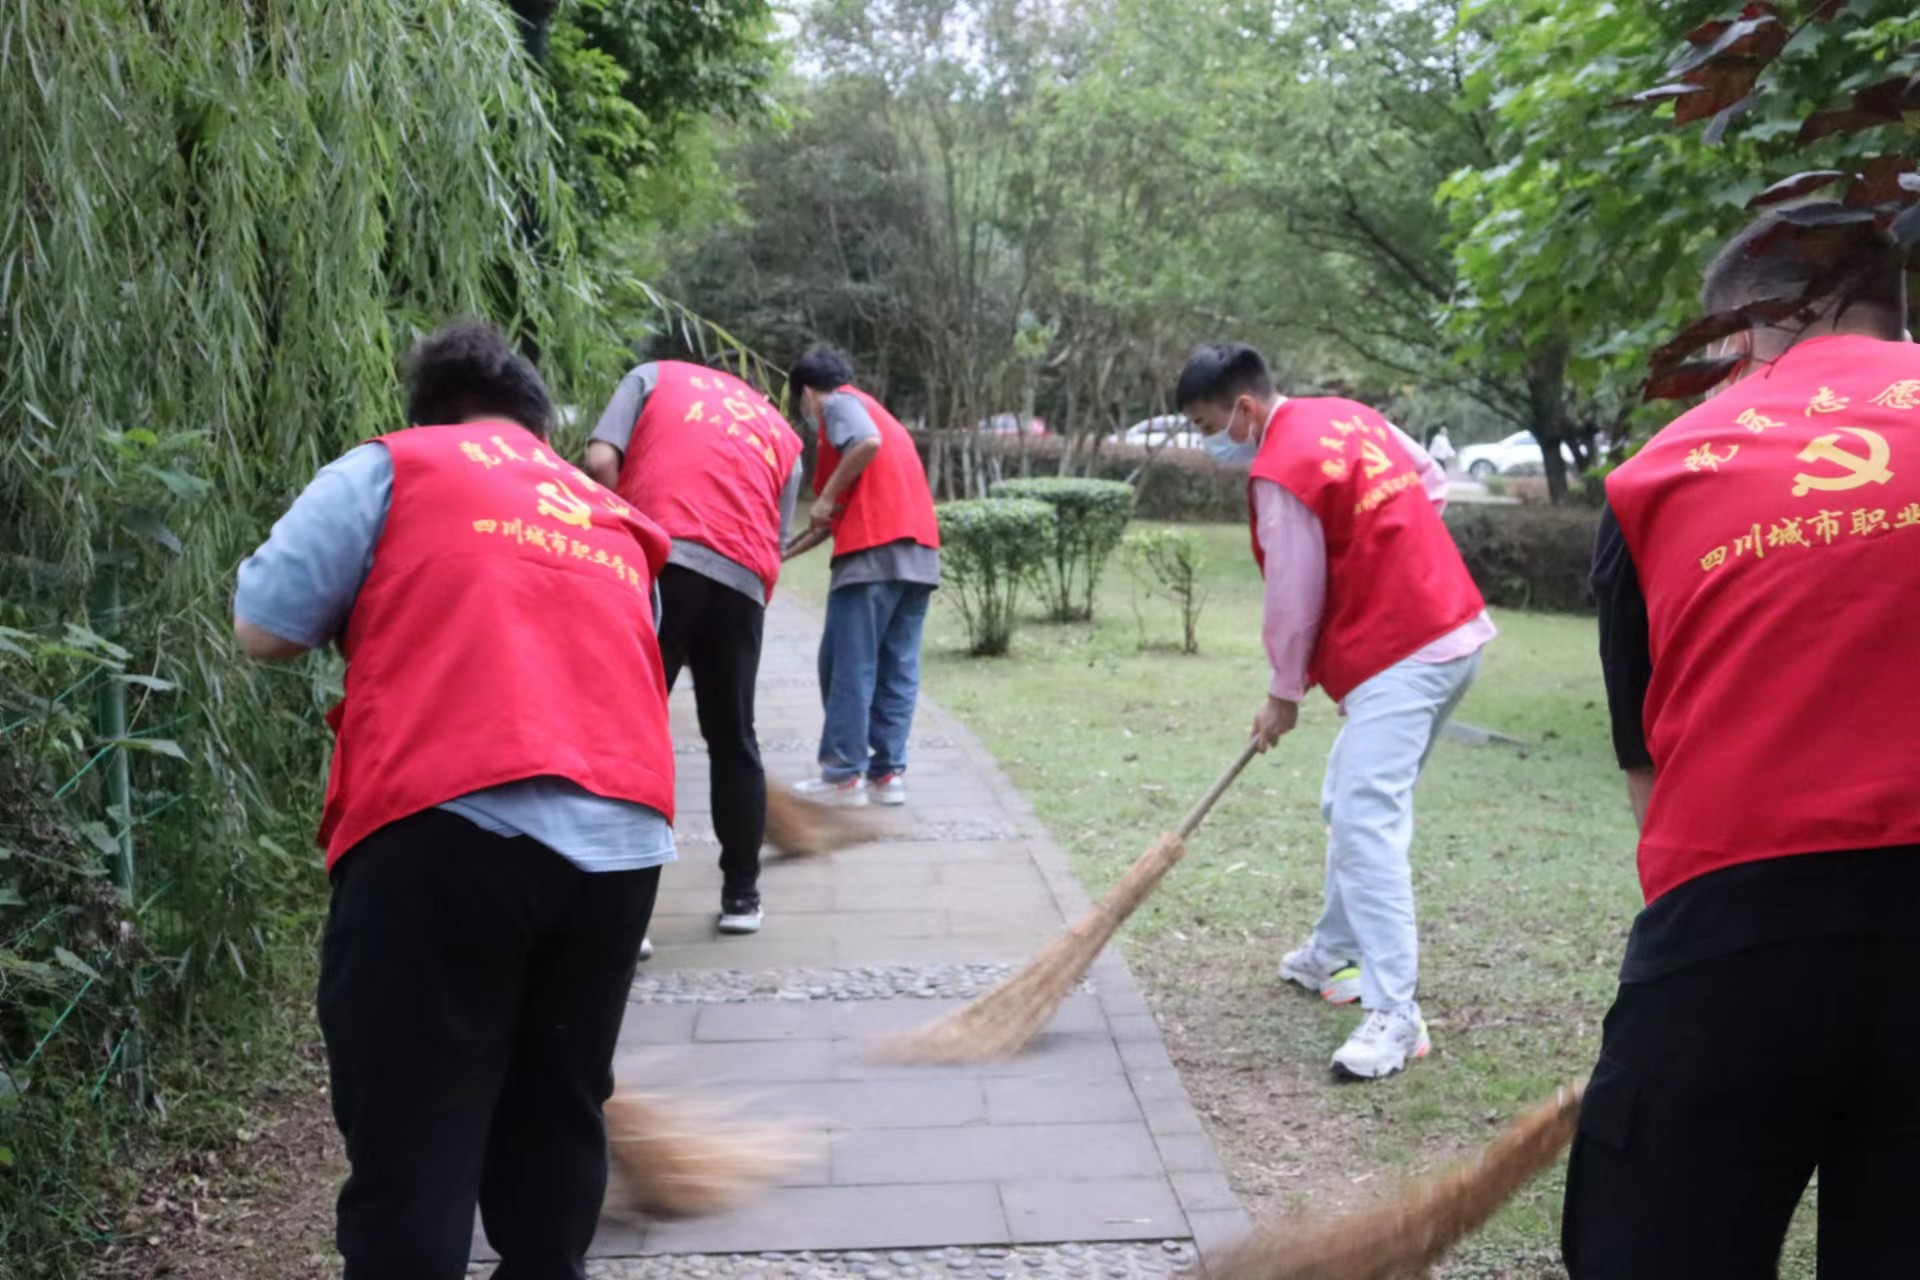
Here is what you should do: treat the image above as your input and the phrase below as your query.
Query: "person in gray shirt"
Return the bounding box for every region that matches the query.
[233,322,670,1279]
[586,357,804,936]
[783,346,941,808]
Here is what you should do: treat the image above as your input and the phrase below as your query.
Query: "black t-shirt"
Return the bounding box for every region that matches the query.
[1592,502,1920,982]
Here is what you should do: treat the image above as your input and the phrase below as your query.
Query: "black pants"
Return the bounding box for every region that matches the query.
[1563,937,1920,1278]
[317,809,660,1280]
[655,563,767,905]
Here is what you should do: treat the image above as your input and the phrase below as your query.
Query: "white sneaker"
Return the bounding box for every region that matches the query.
[869,772,907,806]
[1331,1005,1431,1081]
[718,897,764,935]
[638,936,654,962]
[1278,938,1362,1005]
[793,776,868,807]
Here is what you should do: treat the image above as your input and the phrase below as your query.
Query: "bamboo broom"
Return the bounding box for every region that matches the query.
[764,781,879,858]
[875,740,1262,1064]
[1199,1083,1585,1280]
[606,1091,804,1218]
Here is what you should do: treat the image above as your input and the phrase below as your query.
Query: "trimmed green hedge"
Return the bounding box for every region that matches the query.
[1445,505,1598,612]
[987,477,1135,621]
[936,499,1058,655]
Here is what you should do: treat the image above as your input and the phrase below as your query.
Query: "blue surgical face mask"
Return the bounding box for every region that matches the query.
[1202,404,1260,466]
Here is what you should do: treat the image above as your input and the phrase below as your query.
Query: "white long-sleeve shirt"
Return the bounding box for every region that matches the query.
[1254,421,1495,702]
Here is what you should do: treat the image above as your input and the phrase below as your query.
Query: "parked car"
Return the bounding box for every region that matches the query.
[1456,430,1578,479]
[1107,414,1203,451]
[975,412,1048,436]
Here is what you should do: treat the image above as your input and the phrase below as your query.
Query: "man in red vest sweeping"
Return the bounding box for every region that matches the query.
[1178,343,1493,1080]
[586,356,804,937]
[233,323,676,1279]
[782,345,941,807]
[1564,209,1920,1276]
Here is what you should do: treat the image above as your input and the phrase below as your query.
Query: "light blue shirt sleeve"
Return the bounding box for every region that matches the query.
[233,442,392,648]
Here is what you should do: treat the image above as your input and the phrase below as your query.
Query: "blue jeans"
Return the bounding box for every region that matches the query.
[817,581,933,782]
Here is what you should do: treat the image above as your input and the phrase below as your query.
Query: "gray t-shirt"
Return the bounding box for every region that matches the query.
[589,361,804,607]
[818,391,941,593]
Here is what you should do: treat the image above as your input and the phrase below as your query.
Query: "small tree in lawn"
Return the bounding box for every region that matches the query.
[936,499,1057,656]
[988,477,1135,621]
[1120,527,1209,654]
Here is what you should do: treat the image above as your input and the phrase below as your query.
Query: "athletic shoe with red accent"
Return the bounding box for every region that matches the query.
[1331,1005,1431,1081]
[794,775,868,807]
[1278,938,1363,1005]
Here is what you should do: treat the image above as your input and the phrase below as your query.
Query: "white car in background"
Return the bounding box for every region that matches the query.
[1108,414,1203,451]
[1456,430,1578,479]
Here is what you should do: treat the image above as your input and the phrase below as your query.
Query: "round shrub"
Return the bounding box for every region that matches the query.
[936,498,1058,655]
[987,477,1135,621]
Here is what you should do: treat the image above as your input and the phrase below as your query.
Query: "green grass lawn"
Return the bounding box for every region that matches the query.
[780,521,1815,1277]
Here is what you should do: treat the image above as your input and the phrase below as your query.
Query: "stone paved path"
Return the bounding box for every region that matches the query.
[477,596,1247,1270]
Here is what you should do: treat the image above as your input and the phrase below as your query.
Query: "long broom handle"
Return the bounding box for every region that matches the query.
[1175,739,1263,839]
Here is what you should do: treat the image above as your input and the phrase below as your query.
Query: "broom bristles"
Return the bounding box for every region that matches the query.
[605,1091,803,1219]
[874,833,1187,1063]
[764,783,878,858]
[1200,1083,1585,1280]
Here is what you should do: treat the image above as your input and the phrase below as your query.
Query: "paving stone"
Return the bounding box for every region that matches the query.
[760,1078,988,1130]
[1184,1210,1252,1262]
[1136,1095,1206,1139]
[948,905,1076,937]
[640,1184,1010,1255]
[832,1123,1162,1185]
[999,1178,1187,1244]
[982,1076,1141,1125]
[1167,1172,1241,1216]
[618,1003,700,1045]
[647,934,841,972]
[1104,1014,1162,1045]
[837,1032,1124,1082]
[833,935,1056,968]
[617,1038,837,1085]
[1115,1040,1177,1076]
[1148,1133,1222,1175]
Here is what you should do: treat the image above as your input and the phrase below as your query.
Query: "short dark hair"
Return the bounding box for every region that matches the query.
[404,321,553,437]
[787,344,857,394]
[1702,206,1906,334]
[1174,342,1276,411]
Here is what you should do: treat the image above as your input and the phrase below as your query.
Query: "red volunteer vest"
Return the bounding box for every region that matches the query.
[617,361,803,600]
[1248,398,1486,704]
[1606,334,1920,903]
[813,386,941,557]
[317,421,676,867]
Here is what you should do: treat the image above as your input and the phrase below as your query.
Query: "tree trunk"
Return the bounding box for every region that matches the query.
[1524,340,1573,506]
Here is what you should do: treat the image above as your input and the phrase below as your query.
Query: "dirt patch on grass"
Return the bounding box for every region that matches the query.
[90,1041,342,1280]
[1134,953,1396,1220]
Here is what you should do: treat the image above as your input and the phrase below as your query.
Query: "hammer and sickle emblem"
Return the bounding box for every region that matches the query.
[1790,428,1894,498]
[1358,439,1394,479]
[535,478,596,529]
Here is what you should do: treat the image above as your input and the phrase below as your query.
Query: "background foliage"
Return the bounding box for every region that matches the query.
[0,1,774,1271]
